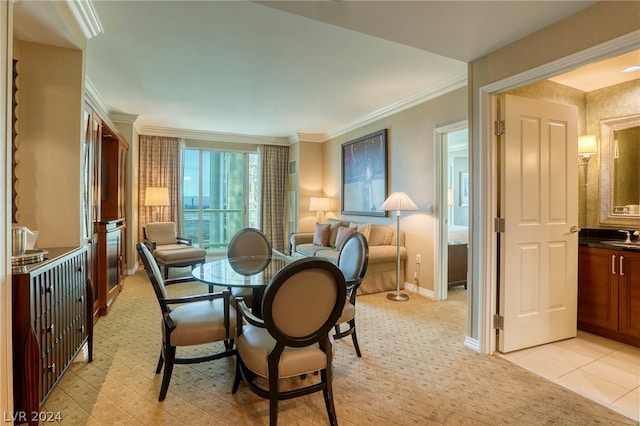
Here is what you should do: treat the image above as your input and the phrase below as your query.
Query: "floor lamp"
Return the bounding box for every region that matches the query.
[380,191,418,302]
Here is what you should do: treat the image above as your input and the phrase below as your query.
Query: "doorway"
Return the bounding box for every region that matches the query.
[436,120,468,301]
[476,34,639,355]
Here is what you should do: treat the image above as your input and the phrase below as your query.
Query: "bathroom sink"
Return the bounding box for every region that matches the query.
[600,240,640,250]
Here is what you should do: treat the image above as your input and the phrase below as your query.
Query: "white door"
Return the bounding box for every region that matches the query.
[498,94,579,353]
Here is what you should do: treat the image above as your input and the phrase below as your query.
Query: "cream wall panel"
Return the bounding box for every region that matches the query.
[298,141,324,233]
[15,41,83,248]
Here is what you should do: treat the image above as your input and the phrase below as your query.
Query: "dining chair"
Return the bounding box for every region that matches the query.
[232,258,346,426]
[136,243,236,401]
[335,231,369,357]
[228,228,272,307]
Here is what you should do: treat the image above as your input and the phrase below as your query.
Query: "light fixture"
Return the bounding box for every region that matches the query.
[309,197,331,224]
[447,187,454,207]
[380,191,418,302]
[578,135,597,187]
[144,187,170,222]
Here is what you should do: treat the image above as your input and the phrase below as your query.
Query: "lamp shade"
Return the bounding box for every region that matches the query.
[379,192,418,211]
[447,188,454,206]
[144,187,170,207]
[578,135,597,155]
[309,197,330,212]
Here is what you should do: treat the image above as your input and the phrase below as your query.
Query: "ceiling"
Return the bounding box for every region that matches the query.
[13,0,638,141]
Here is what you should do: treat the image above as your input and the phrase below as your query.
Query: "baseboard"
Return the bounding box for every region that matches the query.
[404,282,435,299]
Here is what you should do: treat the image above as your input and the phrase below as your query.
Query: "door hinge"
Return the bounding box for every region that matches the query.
[493,314,504,330]
[494,217,505,233]
[494,120,505,136]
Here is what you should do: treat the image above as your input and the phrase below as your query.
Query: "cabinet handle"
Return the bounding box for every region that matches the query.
[46,324,55,334]
[620,255,625,276]
[78,295,85,303]
[47,363,56,374]
[612,255,617,275]
[79,325,85,333]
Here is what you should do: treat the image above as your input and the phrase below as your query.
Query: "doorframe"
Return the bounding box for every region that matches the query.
[476,31,640,355]
[435,120,468,301]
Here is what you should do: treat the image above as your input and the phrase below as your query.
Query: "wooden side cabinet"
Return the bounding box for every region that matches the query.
[96,220,126,317]
[12,247,93,424]
[578,246,640,347]
[448,242,468,289]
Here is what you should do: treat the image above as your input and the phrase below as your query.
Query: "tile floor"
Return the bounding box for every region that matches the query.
[40,269,637,425]
[499,331,640,421]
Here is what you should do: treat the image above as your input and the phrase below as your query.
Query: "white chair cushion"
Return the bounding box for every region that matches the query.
[164,299,236,346]
[336,299,355,324]
[237,324,333,379]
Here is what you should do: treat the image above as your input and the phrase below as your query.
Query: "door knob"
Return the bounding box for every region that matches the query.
[570,226,580,233]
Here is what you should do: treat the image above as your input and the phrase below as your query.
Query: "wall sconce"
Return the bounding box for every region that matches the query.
[144,187,170,222]
[447,187,454,207]
[309,197,330,224]
[578,135,597,186]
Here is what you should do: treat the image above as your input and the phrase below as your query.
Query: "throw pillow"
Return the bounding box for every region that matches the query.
[312,223,331,247]
[349,222,371,240]
[335,226,356,251]
[327,219,349,247]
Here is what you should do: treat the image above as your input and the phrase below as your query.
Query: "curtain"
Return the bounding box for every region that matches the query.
[138,135,182,242]
[260,145,288,251]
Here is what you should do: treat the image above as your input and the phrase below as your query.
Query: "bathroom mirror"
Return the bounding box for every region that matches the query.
[599,114,640,227]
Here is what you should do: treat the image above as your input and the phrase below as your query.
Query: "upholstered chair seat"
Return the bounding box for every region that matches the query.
[164,299,236,346]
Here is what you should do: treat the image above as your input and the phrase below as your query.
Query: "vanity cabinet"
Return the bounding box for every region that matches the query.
[12,247,93,424]
[578,246,640,347]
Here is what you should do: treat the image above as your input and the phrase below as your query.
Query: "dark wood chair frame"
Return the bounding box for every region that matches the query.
[136,243,235,401]
[232,258,346,426]
[334,232,369,357]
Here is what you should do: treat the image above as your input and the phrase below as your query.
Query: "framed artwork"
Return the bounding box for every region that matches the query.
[341,129,388,217]
[459,171,469,207]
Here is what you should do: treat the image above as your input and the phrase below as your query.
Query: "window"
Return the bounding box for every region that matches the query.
[182,149,259,252]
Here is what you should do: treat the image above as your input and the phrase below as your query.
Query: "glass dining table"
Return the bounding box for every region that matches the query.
[191,253,294,318]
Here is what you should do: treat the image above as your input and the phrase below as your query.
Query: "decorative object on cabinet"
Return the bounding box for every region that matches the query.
[12,247,93,425]
[578,246,640,347]
[341,129,388,217]
[144,187,170,222]
[379,191,418,302]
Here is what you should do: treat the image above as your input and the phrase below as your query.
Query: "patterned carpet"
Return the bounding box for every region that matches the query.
[42,267,636,425]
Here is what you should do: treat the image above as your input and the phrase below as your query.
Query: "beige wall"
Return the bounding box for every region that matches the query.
[297,141,325,233]
[315,86,468,292]
[15,41,84,248]
[469,1,640,346]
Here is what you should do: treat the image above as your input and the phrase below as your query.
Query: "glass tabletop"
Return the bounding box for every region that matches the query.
[191,254,293,288]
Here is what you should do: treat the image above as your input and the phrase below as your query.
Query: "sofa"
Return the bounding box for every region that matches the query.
[289,219,406,295]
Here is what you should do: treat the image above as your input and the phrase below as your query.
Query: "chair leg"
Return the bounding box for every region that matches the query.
[269,380,279,426]
[334,324,340,335]
[155,350,164,374]
[232,357,242,394]
[349,320,362,357]
[322,369,338,426]
[158,345,176,401]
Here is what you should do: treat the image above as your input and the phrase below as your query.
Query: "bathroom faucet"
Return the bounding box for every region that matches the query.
[619,230,631,243]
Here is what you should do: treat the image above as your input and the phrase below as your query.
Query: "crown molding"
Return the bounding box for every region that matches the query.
[53,0,103,47]
[110,112,139,125]
[84,77,111,118]
[137,125,290,146]
[288,133,327,144]
[325,72,468,140]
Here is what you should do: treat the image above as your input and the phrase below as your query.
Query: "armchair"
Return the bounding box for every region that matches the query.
[143,222,207,280]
